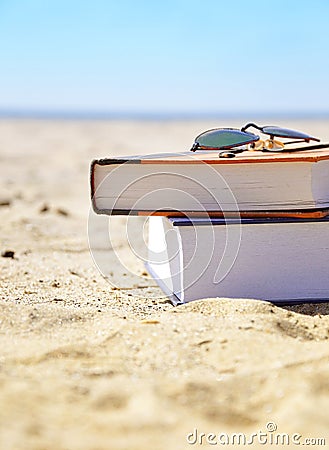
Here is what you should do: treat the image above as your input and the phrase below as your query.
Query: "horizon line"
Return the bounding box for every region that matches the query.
[0,109,329,121]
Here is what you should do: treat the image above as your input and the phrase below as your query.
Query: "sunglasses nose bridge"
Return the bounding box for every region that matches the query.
[241,123,264,133]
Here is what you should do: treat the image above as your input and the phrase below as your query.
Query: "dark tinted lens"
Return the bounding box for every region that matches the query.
[195,128,259,149]
[262,126,319,141]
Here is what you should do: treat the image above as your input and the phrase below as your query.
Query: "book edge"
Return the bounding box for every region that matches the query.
[90,158,143,214]
[91,151,329,166]
[168,216,329,226]
[89,207,329,219]
[144,261,183,306]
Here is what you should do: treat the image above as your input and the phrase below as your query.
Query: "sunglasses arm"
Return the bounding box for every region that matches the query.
[281,142,329,152]
[190,142,200,152]
[219,142,329,158]
[284,138,321,145]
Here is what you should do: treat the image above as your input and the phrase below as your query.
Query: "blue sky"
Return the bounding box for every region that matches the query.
[0,0,328,115]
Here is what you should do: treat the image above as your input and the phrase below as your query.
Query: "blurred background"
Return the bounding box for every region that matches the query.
[0,0,328,119]
[1,3,329,449]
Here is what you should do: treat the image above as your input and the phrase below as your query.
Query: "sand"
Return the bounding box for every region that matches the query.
[0,118,329,449]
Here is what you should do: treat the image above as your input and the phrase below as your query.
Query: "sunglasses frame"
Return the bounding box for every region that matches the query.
[190,122,325,157]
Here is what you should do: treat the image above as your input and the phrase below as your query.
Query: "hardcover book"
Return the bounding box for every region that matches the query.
[91,149,329,216]
[146,216,329,304]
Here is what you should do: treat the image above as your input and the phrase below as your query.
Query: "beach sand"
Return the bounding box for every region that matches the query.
[1,118,329,449]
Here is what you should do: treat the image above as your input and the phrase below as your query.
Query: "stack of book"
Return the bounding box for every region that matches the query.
[91,149,329,304]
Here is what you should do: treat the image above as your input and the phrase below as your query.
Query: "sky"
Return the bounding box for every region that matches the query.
[0,0,328,116]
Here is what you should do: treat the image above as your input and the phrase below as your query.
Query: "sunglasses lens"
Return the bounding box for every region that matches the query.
[262,126,318,141]
[195,129,259,149]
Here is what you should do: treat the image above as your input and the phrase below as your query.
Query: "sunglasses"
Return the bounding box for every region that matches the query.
[190,123,329,158]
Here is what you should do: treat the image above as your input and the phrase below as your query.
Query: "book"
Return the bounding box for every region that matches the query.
[91,149,329,215]
[146,216,329,304]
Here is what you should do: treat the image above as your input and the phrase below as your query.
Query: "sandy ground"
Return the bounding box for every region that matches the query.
[1,118,329,450]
